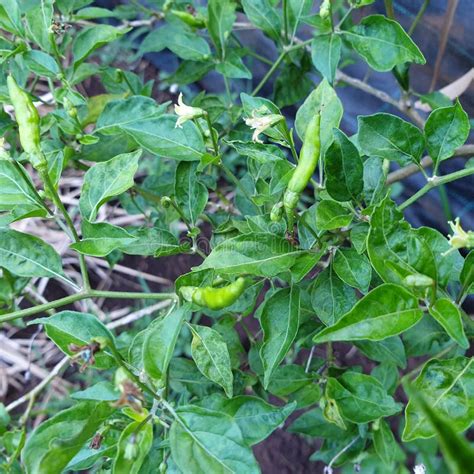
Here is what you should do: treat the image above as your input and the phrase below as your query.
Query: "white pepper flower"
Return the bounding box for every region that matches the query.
[174,93,204,128]
[244,111,284,144]
[445,217,474,253]
[413,464,426,474]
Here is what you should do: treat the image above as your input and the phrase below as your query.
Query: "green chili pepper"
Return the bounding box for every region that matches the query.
[283,112,321,228]
[7,75,46,170]
[180,277,247,310]
[170,10,206,28]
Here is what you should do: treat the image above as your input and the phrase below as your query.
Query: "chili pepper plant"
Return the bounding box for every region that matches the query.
[0,0,473,473]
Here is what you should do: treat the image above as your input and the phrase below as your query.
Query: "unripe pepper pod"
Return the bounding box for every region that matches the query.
[180,277,247,311]
[170,9,206,28]
[7,75,46,170]
[403,274,434,288]
[283,112,321,228]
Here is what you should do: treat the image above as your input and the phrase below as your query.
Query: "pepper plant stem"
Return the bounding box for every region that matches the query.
[252,51,286,96]
[0,290,177,324]
[251,39,312,96]
[398,167,474,211]
[39,167,91,290]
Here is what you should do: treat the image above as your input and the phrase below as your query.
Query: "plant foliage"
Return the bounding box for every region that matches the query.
[0,0,473,473]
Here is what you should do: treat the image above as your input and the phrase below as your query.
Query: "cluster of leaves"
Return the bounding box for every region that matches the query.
[0,0,473,473]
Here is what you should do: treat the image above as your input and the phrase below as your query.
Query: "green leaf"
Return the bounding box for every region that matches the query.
[367,196,437,285]
[266,364,313,397]
[460,251,474,294]
[315,200,352,230]
[226,140,287,163]
[113,420,153,474]
[313,283,423,343]
[358,113,425,166]
[0,229,67,282]
[175,161,209,225]
[30,311,116,369]
[119,226,184,257]
[79,150,141,221]
[73,24,128,67]
[140,24,211,61]
[344,15,425,71]
[363,156,385,205]
[371,361,399,395]
[351,222,370,254]
[208,0,237,58]
[428,298,468,349]
[216,50,252,79]
[197,233,304,277]
[355,336,406,368]
[0,160,48,220]
[22,401,114,474]
[325,129,363,202]
[95,96,168,134]
[295,79,343,155]
[74,6,118,19]
[162,24,211,61]
[273,61,314,108]
[71,221,136,257]
[333,247,372,292]
[23,50,59,77]
[0,0,23,36]
[260,287,300,388]
[241,0,281,43]
[310,266,357,326]
[169,358,217,398]
[416,226,463,288]
[287,0,312,37]
[72,381,119,402]
[143,305,189,381]
[199,394,295,445]
[121,115,205,161]
[349,0,376,7]
[190,324,234,398]
[420,91,453,110]
[311,34,341,84]
[403,314,453,358]
[169,406,259,473]
[403,383,474,474]
[326,372,401,423]
[425,101,470,168]
[24,0,54,52]
[373,419,404,466]
[403,357,474,441]
[289,407,356,439]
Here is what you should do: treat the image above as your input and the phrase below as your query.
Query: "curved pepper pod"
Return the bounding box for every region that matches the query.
[283,112,321,223]
[180,277,247,311]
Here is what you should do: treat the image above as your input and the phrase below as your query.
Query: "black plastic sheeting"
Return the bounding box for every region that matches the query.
[98,1,473,232]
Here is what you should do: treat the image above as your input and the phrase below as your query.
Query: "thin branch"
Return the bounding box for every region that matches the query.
[398,166,474,211]
[84,257,172,286]
[335,70,400,108]
[6,357,69,412]
[430,0,459,91]
[386,144,474,184]
[0,290,177,324]
[336,70,426,128]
